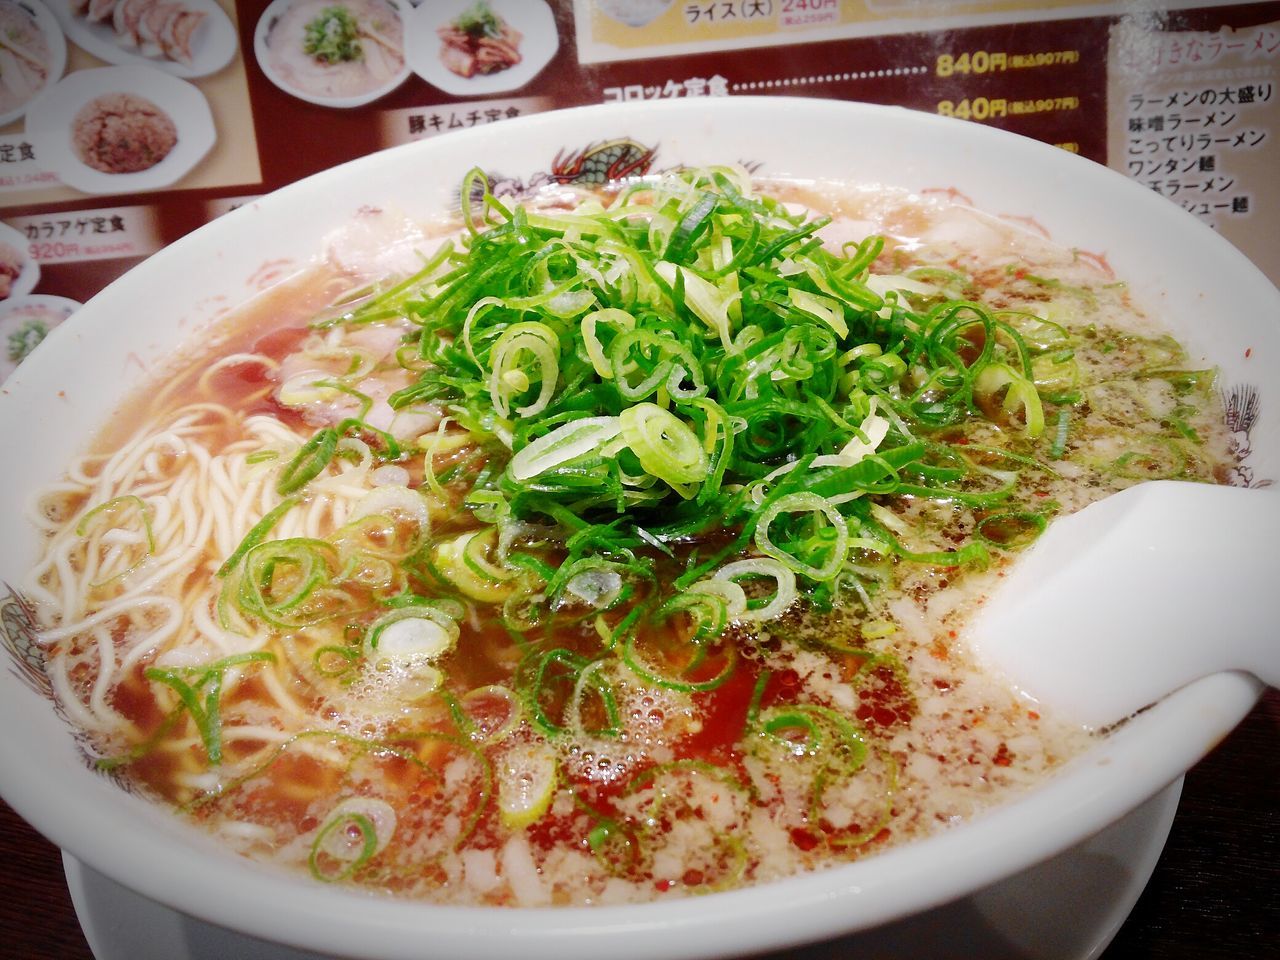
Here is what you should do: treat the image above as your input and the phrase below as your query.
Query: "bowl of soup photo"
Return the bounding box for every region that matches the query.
[0,98,1275,960]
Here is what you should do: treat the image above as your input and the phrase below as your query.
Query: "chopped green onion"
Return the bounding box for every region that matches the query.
[509,416,622,481]
[144,652,276,765]
[496,741,558,827]
[308,797,396,882]
[619,403,709,494]
[754,492,851,582]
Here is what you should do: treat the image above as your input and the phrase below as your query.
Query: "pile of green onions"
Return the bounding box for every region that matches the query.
[265,166,1051,660]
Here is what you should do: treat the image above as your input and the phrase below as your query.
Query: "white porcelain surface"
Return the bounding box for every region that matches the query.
[0,98,1275,960]
[969,481,1280,727]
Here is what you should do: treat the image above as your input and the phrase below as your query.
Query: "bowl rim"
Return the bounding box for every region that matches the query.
[0,96,1274,960]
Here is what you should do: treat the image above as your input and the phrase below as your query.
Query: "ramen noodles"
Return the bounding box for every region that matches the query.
[26,169,1236,906]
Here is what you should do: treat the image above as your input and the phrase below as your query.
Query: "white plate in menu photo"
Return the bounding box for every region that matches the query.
[0,220,40,301]
[407,0,558,97]
[254,0,410,109]
[593,0,676,28]
[25,65,215,195]
[0,0,68,128]
[48,0,237,80]
[0,294,80,382]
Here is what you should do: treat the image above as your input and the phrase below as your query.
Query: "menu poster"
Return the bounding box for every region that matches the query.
[0,0,1274,381]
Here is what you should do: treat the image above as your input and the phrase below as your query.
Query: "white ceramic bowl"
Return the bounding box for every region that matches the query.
[0,98,1276,960]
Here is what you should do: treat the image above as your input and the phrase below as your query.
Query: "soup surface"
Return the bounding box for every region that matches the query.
[25,169,1236,906]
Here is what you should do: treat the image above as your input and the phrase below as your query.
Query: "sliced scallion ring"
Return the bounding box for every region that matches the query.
[712,557,797,621]
[619,403,709,494]
[488,321,561,419]
[364,605,459,665]
[309,797,395,883]
[508,416,622,482]
[754,492,851,582]
[496,741,558,828]
[432,529,520,603]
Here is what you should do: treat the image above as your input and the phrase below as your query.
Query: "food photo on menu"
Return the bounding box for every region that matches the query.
[255,0,408,107]
[406,0,556,96]
[436,0,522,79]
[49,0,237,76]
[0,293,78,380]
[0,219,76,386]
[0,0,250,205]
[594,0,674,27]
[71,90,175,172]
[0,218,37,300]
[0,241,22,295]
[24,63,216,194]
[64,0,208,66]
[0,0,65,126]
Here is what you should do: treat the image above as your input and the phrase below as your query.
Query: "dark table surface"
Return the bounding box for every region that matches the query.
[2,689,1276,960]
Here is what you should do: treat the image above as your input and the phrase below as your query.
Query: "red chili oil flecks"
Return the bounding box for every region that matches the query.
[526,810,589,853]
[854,661,916,730]
[790,827,821,851]
[678,666,807,767]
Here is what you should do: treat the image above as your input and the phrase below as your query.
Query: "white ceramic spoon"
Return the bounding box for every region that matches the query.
[965,480,1280,729]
